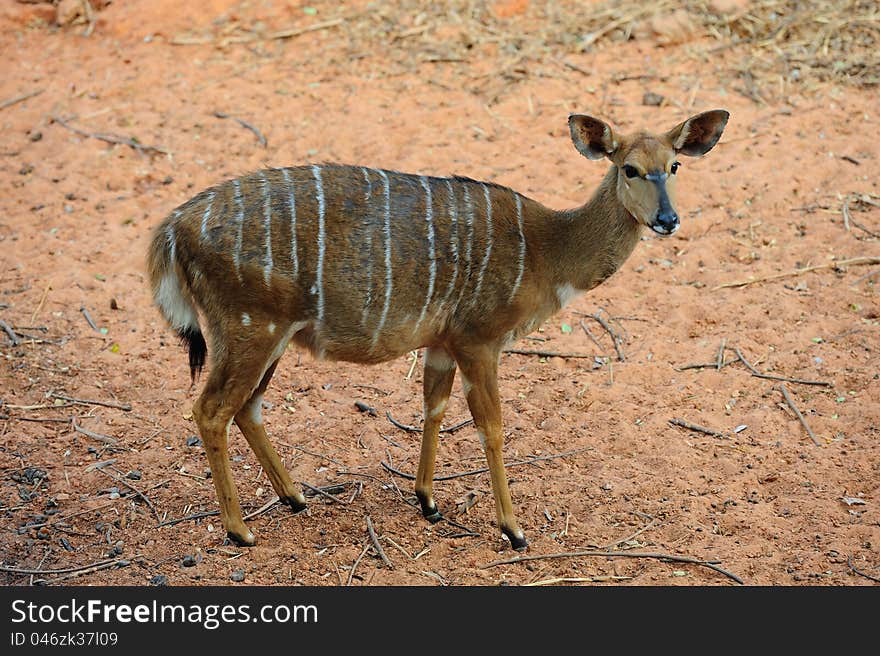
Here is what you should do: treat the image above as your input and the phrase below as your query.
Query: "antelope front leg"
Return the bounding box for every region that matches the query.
[453,344,528,551]
[415,347,457,522]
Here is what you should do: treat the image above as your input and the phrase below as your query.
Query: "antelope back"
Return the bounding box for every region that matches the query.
[160,165,532,362]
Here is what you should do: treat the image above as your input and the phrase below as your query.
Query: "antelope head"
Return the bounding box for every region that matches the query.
[569,109,729,236]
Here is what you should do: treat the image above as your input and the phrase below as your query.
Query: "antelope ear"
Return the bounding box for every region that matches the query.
[569,114,618,160]
[666,109,729,157]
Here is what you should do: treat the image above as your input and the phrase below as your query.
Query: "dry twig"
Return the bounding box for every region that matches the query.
[847,555,880,583]
[713,256,880,290]
[213,111,267,147]
[480,550,743,584]
[52,115,169,156]
[502,348,596,359]
[669,418,726,439]
[779,383,821,446]
[72,418,118,445]
[0,89,44,110]
[385,411,472,434]
[0,319,21,346]
[381,447,589,482]
[49,392,132,411]
[0,558,123,577]
[365,516,394,569]
[734,347,831,387]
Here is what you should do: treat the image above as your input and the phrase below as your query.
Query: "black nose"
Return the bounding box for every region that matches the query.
[653,212,679,234]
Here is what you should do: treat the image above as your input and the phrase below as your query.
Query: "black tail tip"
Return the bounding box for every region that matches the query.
[178,327,207,381]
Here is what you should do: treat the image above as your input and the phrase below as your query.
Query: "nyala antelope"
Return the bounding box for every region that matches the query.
[148,109,729,550]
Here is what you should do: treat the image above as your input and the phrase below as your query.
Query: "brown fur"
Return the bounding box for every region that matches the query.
[147,110,729,549]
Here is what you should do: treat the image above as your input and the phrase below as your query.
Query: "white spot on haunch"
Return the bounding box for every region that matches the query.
[249,395,264,424]
[156,272,197,331]
[424,347,455,372]
[266,321,307,365]
[555,283,581,309]
[429,400,447,418]
[241,313,251,326]
[268,322,276,334]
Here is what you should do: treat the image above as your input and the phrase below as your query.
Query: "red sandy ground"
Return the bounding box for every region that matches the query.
[1,0,878,586]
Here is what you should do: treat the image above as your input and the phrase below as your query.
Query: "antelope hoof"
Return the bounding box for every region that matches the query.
[503,527,529,552]
[226,528,256,547]
[416,493,444,523]
[423,507,444,524]
[280,495,308,513]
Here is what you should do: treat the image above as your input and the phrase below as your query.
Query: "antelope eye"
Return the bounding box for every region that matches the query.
[671,161,681,174]
[623,165,640,179]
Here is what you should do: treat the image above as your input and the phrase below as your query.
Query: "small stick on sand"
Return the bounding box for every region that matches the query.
[716,337,727,370]
[778,384,821,446]
[0,89,44,111]
[669,418,726,439]
[80,305,100,332]
[50,392,132,411]
[53,115,169,156]
[734,347,831,387]
[365,516,394,569]
[712,256,880,290]
[502,348,596,359]
[213,111,268,147]
[0,320,21,346]
[480,549,743,584]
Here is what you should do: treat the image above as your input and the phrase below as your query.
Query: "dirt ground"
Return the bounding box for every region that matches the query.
[1,0,878,586]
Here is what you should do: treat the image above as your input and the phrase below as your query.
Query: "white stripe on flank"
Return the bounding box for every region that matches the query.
[362,167,372,201]
[200,192,214,242]
[509,193,526,303]
[360,168,374,327]
[260,173,273,286]
[232,179,244,280]
[472,183,494,300]
[281,168,298,279]
[165,214,178,264]
[413,176,436,334]
[372,169,393,349]
[453,184,475,314]
[312,165,326,324]
[437,179,459,316]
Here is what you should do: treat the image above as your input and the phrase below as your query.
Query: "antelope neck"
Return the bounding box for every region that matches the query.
[539,166,642,294]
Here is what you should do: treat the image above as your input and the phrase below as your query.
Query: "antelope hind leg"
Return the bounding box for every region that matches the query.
[193,327,285,547]
[234,358,307,512]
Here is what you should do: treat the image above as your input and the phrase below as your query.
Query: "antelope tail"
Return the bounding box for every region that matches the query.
[146,220,207,380]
